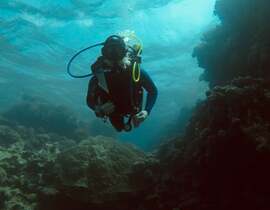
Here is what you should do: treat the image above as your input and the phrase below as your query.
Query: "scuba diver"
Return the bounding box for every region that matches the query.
[86,35,158,132]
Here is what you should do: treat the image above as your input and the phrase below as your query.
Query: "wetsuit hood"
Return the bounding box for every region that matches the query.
[101,35,127,61]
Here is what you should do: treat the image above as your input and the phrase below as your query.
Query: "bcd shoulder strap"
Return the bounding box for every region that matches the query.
[95,69,110,94]
[91,57,112,94]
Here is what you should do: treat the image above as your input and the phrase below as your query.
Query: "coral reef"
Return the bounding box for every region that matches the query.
[0,115,62,210]
[193,0,270,87]
[0,103,152,210]
[0,143,39,210]
[0,126,22,147]
[181,78,270,210]
[3,95,90,140]
[170,1,270,209]
[136,78,270,210]
[2,80,270,210]
[38,136,147,210]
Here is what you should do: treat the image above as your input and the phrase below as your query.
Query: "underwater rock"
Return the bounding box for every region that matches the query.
[0,126,22,147]
[0,126,62,210]
[193,0,270,87]
[0,143,37,210]
[2,96,90,140]
[37,136,149,210]
[0,187,37,210]
[4,77,270,210]
[148,77,270,210]
[0,98,154,210]
[3,77,270,210]
[1,96,117,141]
[0,116,76,152]
[0,167,7,184]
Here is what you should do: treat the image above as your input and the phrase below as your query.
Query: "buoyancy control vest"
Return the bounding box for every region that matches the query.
[91,53,143,115]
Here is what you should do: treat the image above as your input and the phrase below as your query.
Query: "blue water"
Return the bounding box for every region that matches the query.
[0,0,218,150]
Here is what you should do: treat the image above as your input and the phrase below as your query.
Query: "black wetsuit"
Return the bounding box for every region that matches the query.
[86,57,158,131]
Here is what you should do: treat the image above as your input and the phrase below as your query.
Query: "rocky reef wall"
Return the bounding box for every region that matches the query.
[143,78,270,210]
[137,1,270,209]
[193,0,270,87]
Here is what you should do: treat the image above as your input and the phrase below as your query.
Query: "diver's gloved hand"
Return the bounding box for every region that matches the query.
[95,102,115,118]
[132,110,148,127]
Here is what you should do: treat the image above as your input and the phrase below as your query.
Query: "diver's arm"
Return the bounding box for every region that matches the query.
[140,69,158,114]
[86,76,98,110]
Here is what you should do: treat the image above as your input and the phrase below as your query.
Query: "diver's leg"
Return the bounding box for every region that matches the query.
[109,114,125,132]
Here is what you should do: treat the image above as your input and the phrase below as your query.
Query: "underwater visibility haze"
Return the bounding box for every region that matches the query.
[1,0,270,209]
[0,0,217,149]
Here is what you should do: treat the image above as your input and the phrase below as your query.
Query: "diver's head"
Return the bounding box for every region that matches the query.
[102,35,127,62]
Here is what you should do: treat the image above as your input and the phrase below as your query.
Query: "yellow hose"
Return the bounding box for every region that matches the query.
[132,62,140,82]
[132,37,143,83]
[119,32,143,83]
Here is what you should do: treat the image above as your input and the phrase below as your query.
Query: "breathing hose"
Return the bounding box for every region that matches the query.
[67,34,143,81]
[67,42,104,78]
